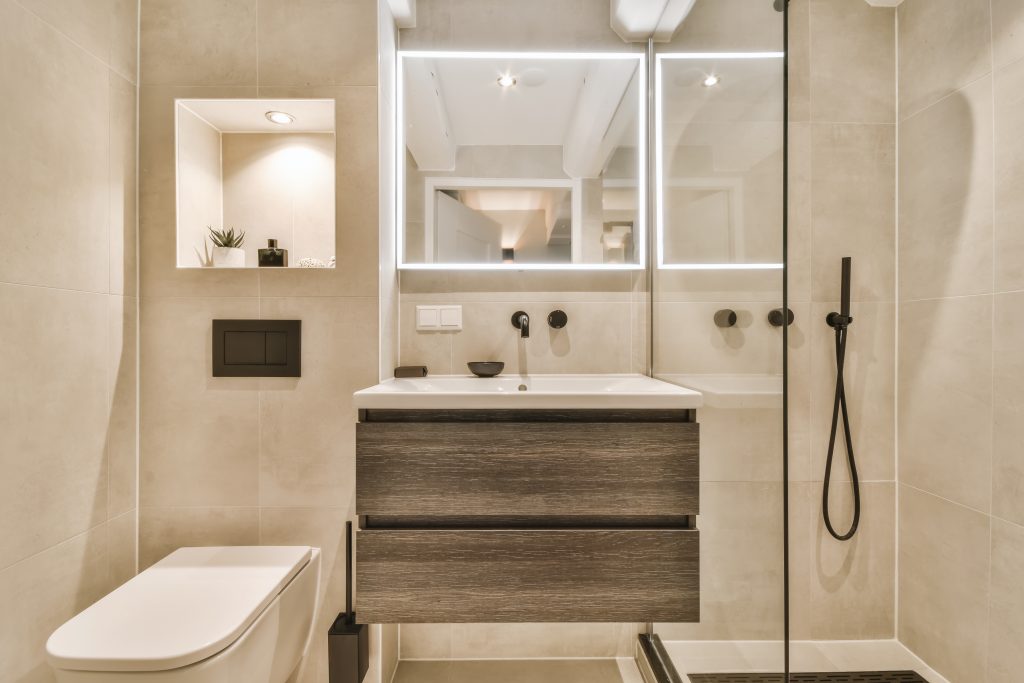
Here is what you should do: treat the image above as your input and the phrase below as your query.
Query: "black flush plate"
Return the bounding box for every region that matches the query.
[212,319,301,377]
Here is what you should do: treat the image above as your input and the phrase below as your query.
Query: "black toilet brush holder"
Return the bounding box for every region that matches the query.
[327,521,368,683]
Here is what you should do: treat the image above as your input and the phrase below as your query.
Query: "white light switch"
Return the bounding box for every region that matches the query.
[439,305,462,330]
[416,306,440,330]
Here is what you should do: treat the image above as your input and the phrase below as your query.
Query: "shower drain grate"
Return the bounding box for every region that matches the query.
[687,673,929,683]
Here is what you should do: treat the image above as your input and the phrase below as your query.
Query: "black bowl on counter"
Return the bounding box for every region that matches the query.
[467,361,505,378]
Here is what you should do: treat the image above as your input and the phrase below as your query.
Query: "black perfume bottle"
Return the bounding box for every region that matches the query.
[258,239,288,267]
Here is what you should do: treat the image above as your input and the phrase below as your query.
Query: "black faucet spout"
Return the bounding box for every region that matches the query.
[511,311,530,338]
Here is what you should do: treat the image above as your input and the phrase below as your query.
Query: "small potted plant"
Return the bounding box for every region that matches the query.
[208,226,246,268]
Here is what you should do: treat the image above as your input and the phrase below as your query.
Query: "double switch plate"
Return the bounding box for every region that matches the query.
[416,305,462,331]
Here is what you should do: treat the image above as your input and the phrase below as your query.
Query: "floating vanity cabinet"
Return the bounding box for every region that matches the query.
[354,408,700,623]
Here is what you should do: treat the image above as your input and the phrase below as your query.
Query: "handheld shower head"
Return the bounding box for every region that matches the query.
[840,256,851,319]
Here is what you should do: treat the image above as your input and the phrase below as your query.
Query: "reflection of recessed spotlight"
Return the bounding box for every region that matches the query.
[497,74,517,88]
[265,110,295,124]
[702,74,720,87]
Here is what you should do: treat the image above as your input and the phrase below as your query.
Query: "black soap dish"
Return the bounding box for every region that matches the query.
[468,361,504,378]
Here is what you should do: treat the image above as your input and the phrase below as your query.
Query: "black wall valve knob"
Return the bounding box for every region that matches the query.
[714,309,738,328]
[547,309,568,329]
[768,308,795,327]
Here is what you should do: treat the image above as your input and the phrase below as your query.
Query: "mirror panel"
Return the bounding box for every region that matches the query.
[398,52,645,270]
[175,99,336,269]
[656,54,784,269]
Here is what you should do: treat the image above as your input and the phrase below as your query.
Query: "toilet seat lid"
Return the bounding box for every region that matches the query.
[46,545,312,672]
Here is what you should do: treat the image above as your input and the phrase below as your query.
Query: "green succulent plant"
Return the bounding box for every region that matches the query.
[208,226,246,249]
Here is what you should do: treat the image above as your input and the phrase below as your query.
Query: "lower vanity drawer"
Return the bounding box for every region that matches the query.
[355,528,699,623]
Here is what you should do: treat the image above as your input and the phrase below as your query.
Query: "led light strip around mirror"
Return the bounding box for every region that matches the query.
[394,50,784,271]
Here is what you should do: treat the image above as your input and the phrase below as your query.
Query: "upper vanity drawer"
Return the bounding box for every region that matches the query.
[356,421,699,518]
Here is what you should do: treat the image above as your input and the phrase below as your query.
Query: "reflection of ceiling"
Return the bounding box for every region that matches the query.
[403,55,640,175]
[434,59,589,147]
[660,56,783,172]
[177,99,335,133]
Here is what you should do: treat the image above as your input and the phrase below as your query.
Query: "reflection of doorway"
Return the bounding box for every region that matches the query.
[434,191,502,262]
[424,177,579,264]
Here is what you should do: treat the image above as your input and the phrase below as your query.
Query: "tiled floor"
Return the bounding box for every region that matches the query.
[662,640,949,683]
[392,658,645,683]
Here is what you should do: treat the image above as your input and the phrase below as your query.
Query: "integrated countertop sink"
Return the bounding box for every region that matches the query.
[353,373,703,410]
[657,373,782,409]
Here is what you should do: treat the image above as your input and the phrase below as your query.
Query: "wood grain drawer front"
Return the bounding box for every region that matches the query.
[356,421,699,517]
[356,529,699,623]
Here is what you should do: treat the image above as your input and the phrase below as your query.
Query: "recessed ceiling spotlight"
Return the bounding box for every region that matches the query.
[265,110,295,124]
[497,74,517,88]
[702,74,721,88]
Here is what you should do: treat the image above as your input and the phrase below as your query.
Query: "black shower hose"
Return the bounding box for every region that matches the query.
[822,322,860,541]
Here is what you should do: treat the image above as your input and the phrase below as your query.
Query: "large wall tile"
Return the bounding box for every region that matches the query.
[258,297,377,508]
[993,292,1024,526]
[0,285,110,569]
[654,301,792,375]
[140,296,261,508]
[657,482,784,641]
[898,296,992,512]
[808,0,895,124]
[897,0,992,120]
[257,0,376,87]
[107,295,138,518]
[787,0,810,123]
[994,58,1024,293]
[0,1,110,293]
[898,485,990,683]
[107,510,137,588]
[138,506,259,569]
[0,527,110,683]
[109,72,138,297]
[805,482,895,639]
[140,0,258,86]
[810,302,895,483]
[991,0,1024,68]
[451,301,634,374]
[988,518,1024,683]
[402,0,628,51]
[899,76,993,301]
[809,123,895,303]
[663,0,784,53]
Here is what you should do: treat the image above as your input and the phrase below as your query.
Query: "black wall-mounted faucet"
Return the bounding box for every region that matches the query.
[714,309,738,328]
[512,311,530,338]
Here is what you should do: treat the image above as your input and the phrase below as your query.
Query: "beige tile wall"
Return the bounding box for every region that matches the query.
[896,1,1024,681]
[0,0,139,679]
[137,0,379,681]
[657,0,897,643]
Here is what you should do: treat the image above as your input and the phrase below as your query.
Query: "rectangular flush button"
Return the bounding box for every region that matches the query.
[213,320,301,377]
[416,306,440,330]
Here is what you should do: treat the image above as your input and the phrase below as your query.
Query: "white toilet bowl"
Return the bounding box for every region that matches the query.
[46,546,321,683]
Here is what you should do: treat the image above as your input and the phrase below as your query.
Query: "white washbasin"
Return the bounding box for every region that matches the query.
[657,373,782,409]
[354,374,702,410]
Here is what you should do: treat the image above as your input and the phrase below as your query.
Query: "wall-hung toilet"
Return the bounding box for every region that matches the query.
[46,546,321,683]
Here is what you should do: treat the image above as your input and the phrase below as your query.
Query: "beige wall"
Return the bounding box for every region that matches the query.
[654,0,897,644]
[896,0,1024,681]
[0,0,139,679]
[138,0,379,681]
